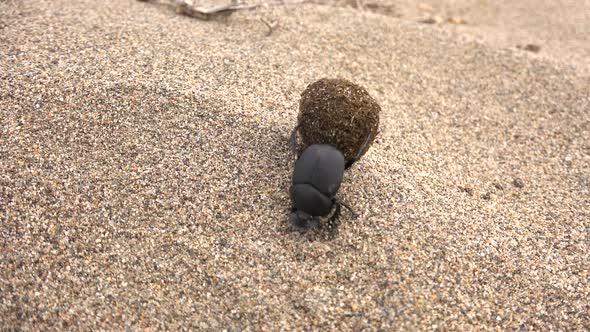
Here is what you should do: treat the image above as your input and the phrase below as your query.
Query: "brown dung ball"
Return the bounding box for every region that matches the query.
[297,78,380,162]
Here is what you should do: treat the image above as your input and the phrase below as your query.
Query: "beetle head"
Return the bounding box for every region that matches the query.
[290,209,320,231]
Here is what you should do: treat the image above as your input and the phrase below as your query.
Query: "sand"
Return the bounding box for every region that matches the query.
[391,0,590,75]
[1,0,589,330]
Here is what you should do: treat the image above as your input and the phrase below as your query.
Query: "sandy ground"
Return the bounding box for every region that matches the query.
[1,0,589,330]
[387,0,590,75]
[312,0,590,72]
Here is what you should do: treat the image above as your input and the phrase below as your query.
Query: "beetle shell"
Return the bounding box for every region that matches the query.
[290,144,345,217]
[290,184,333,216]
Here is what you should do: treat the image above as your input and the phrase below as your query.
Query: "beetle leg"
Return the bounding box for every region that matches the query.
[289,124,301,158]
[335,198,358,219]
[327,203,342,225]
[345,131,375,169]
[355,131,374,160]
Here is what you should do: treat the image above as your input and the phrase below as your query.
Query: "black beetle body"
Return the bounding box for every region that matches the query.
[289,144,348,230]
[291,144,344,213]
[288,126,374,231]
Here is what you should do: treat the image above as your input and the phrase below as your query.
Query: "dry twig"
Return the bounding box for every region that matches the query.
[137,0,257,20]
[175,0,257,20]
[260,17,278,36]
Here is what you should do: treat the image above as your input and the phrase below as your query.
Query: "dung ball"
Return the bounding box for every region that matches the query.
[297,78,380,162]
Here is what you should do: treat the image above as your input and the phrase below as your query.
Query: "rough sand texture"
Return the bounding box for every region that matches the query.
[1,0,589,330]
[324,0,590,75]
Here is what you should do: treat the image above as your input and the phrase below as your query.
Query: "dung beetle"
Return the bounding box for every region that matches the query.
[288,127,373,231]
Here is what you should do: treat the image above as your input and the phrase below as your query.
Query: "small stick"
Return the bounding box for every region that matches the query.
[260,18,278,36]
[138,0,306,20]
[176,0,257,20]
